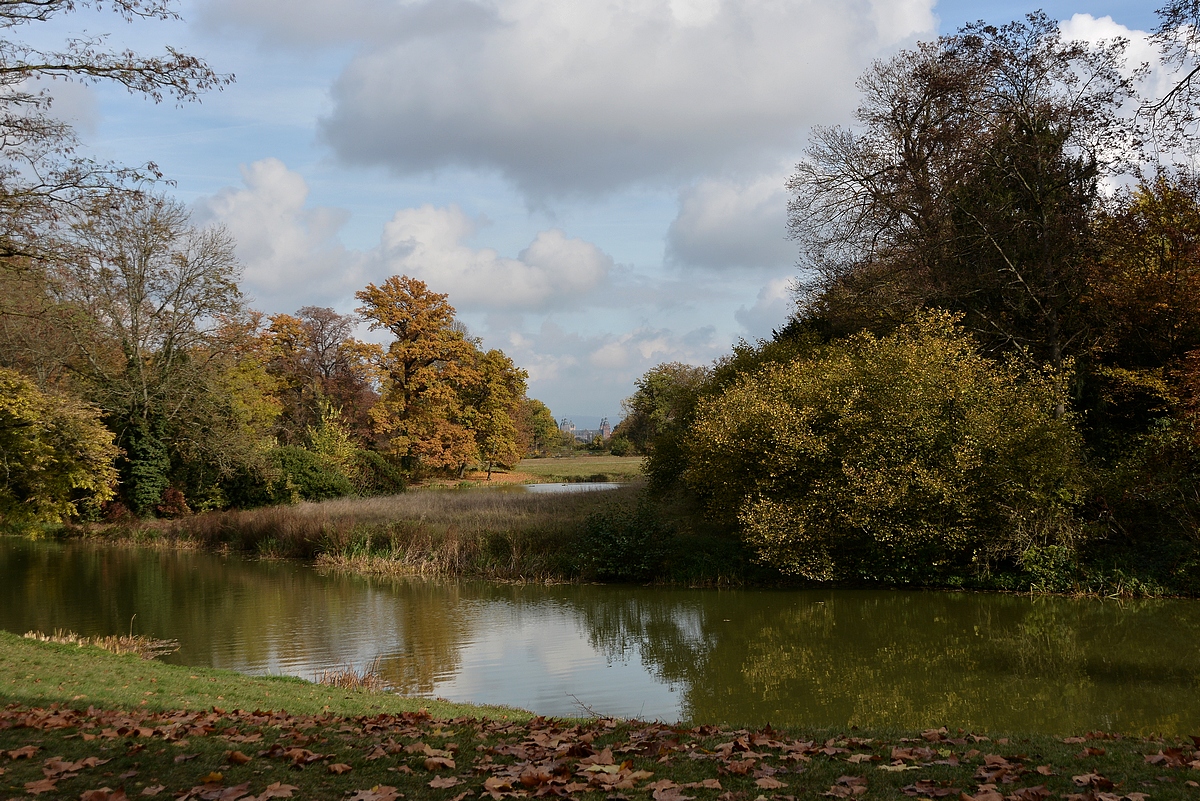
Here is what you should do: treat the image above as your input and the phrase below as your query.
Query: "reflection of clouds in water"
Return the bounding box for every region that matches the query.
[428,602,681,721]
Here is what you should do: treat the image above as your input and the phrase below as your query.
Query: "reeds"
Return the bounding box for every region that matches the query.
[24,629,181,660]
[316,658,390,692]
[112,484,642,581]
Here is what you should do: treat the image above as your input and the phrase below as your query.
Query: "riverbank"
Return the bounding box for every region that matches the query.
[2,636,1197,801]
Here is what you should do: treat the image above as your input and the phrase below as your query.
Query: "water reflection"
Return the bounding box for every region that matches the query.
[1,537,1198,735]
[523,482,620,494]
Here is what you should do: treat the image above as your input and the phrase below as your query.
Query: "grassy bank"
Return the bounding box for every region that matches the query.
[2,636,1198,801]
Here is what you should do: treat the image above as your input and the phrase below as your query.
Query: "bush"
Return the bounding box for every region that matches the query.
[578,503,673,582]
[351,449,407,496]
[608,436,635,456]
[683,311,1084,583]
[270,446,354,502]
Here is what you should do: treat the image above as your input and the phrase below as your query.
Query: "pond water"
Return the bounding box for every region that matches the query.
[523,482,621,494]
[2,536,1198,735]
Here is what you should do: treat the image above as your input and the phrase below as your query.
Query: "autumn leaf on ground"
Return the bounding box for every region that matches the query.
[754,777,787,789]
[348,786,401,801]
[140,786,165,796]
[1072,773,1114,790]
[199,771,224,783]
[1004,786,1050,801]
[226,750,252,765]
[682,779,722,790]
[80,789,129,801]
[428,776,461,788]
[328,763,354,774]
[255,782,299,799]
[174,753,199,763]
[24,777,58,795]
[424,756,455,771]
[900,779,959,797]
[847,754,875,763]
[7,745,38,759]
[823,775,867,798]
[1035,765,1055,776]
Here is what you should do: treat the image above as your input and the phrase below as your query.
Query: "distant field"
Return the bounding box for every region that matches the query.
[516,455,644,482]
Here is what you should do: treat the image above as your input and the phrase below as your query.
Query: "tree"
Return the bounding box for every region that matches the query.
[356,276,481,473]
[615,362,709,455]
[0,367,118,526]
[0,1,230,265]
[683,312,1083,583]
[265,306,378,447]
[468,350,528,478]
[788,14,1135,372]
[50,193,243,514]
[517,398,563,456]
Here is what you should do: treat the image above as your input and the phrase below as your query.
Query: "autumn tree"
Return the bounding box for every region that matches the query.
[265,306,378,447]
[467,349,528,478]
[356,276,481,473]
[0,367,118,526]
[518,398,564,456]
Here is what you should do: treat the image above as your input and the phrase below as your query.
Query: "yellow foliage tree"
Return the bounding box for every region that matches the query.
[0,367,118,525]
[356,276,481,472]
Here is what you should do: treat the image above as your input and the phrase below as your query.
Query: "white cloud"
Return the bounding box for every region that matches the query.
[374,205,613,311]
[194,158,361,309]
[296,0,937,197]
[735,276,794,340]
[667,169,794,270]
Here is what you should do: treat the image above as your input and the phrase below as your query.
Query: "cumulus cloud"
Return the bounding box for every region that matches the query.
[667,169,795,270]
[296,0,937,197]
[735,277,794,340]
[374,205,613,310]
[194,158,361,309]
[491,319,723,416]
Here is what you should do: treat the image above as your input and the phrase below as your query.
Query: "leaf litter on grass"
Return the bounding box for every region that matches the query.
[0,705,1198,801]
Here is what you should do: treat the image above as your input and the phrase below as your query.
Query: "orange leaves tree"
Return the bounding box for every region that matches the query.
[356,276,484,473]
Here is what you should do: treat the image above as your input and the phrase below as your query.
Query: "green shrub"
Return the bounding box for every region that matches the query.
[578,503,673,582]
[270,446,354,502]
[684,311,1085,583]
[351,449,407,496]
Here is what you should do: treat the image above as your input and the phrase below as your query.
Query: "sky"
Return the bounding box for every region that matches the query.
[30,0,1164,426]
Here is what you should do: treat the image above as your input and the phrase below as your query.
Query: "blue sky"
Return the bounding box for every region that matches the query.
[34,0,1165,425]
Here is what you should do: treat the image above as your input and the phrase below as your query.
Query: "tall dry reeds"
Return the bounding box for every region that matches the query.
[114,485,642,581]
[24,630,180,660]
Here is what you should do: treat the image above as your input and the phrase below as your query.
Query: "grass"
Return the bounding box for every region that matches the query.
[0,630,524,721]
[100,484,645,582]
[2,635,1199,801]
[514,454,644,483]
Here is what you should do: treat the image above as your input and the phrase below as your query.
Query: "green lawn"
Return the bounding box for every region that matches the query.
[515,455,643,482]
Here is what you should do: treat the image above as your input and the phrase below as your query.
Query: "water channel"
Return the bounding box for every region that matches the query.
[2,536,1198,735]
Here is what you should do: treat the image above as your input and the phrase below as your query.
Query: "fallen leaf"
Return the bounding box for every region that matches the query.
[755,777,788,789]
[1035,766,1054,776]
[847,754,875,764]
[7,746,38,759]
[328,763,354,775]
[174,753,199,764]
[255,782,300,799]
[428,776,461,789]
[347,786,400,801]
[80,789,128,801]
[140,786,165,797]
[24,778,58,795]
[424,756,455,771]
[227,751,253,765]
[200,771,224,783]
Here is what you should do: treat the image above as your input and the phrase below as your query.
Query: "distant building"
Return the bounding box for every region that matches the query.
[599,417,611,440]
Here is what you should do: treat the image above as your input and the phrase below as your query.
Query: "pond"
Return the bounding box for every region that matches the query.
[1,536,1198,735]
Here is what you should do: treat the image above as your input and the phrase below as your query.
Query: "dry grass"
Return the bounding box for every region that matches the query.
[514,455,644,483]
[23,629,180,660]
[112,484,642,581]
[315,658,390,692]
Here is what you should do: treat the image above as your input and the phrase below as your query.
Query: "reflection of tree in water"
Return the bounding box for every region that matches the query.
[0,540,480,694]
[570,588,1200,734]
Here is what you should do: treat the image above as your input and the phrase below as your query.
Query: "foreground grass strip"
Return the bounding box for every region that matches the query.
[0,632,525,722]
[1,706,1199,801]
